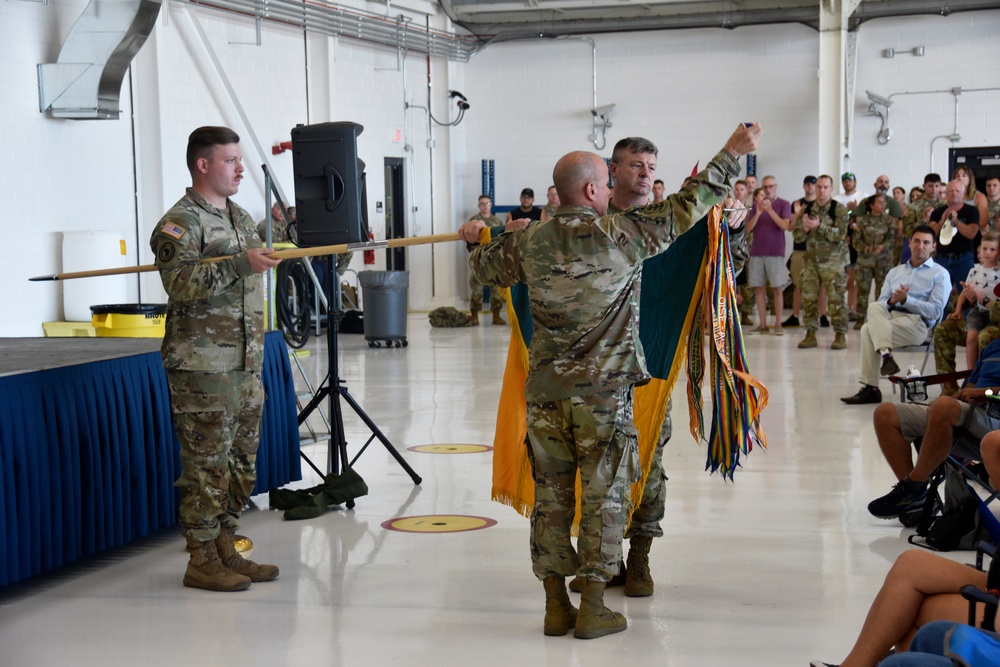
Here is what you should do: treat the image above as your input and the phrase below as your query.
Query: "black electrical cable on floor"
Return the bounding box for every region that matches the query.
[275,258,313,349]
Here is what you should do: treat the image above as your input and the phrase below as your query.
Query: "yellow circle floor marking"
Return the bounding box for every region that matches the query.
[382,515,497,533]
[407,444,492,454]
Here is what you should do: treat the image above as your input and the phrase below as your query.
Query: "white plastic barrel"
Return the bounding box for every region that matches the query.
[62,231,128,322]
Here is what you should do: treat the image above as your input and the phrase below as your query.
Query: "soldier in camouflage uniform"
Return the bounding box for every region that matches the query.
[561,136,747,600]
[986,176,1000,232]
[902,174,944,248]
[852,193,897,329]
[466,195,506,325]
[793,175,850,349]
[732,180,756,326]
[540,185,560,221]
[150,127,281,592]
[464,123,760,639]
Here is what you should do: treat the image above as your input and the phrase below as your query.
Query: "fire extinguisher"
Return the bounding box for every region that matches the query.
[364,232,375,265]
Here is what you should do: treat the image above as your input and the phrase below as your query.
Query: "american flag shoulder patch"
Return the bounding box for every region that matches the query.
[160,222,186,240]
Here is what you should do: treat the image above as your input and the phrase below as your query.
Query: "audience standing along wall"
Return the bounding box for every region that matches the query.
[1,4,998,336]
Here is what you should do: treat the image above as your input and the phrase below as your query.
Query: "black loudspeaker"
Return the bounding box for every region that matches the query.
[291,121,370,247]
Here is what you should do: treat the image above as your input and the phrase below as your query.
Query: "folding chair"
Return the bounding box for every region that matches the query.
[959,541,999,633]
[889,369,971,404]
[887,322,939,400]
[949,402,1000,508]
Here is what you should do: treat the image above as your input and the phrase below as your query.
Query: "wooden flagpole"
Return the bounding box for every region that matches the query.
[30,232,461,282]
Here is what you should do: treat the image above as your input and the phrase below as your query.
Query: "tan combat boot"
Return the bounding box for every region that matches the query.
[183,532,251,592]
[797,330,818,349]
[624,535,653,597]
[470,309,480,325]
[853,316,865,330]
[830,332,847,350]
[491,310,506,325]
[542,576,578,636]
[574,580,627,639]
[216,529,279,582]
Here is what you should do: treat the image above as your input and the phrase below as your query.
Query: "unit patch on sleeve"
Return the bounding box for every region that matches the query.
[157,242,177,263]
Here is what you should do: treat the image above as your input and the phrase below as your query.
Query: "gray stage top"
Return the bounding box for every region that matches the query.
[0,338,163,377]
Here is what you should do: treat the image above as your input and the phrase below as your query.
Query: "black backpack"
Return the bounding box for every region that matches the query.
[908,465,983,552]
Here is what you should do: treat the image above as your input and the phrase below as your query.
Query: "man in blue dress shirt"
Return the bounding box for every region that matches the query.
[841,225,950,405]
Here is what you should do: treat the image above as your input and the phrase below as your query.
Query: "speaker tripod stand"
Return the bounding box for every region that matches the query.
[296,256,421,504]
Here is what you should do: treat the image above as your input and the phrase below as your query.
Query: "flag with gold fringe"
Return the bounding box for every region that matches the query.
[489,205,767,521]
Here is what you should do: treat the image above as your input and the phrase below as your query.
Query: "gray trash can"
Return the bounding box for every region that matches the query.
[358,270,409,348]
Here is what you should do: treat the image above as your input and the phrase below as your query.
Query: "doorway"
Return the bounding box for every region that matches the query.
[384,158,406,271]
[949,147,1000,190]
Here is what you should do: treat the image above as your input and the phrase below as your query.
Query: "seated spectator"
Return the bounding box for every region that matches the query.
[841,227,950,405]
[810,549,996,667]
[935,231,1000,394]
[877,621,1000,667]
[866,338,1000,519]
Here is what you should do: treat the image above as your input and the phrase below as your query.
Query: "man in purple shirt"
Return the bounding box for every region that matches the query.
[746,175,793,333]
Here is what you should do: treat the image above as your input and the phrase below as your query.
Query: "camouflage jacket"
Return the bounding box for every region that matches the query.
[150,187,265,372]
[609,200,748,275]
[853,211,896,267]
[903,197,943,238]
[470,149,740,402]
[988,198,1000,233]
[792,198,850,265]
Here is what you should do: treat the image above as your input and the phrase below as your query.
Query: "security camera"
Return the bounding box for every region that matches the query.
[592,103,616,118]
[456,99,470,110]
[449,90,468,102]
[865,90,892,108]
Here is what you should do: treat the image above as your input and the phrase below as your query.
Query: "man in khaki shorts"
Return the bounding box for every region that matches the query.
[866,337,1000,520]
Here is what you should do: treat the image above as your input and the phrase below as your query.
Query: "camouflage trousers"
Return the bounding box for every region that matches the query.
[738,284,755,318]
[166,369,264,542]
[526,386,639,582]
[469,274,505,313]
[626,401,670,539]
[800,258,848,333]
[934,317,1000,375]
[854,260,891,319]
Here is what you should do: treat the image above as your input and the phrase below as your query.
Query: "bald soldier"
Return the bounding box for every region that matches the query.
[563,136,749,600]
[463,123,761,639]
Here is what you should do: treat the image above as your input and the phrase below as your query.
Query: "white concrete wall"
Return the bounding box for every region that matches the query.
[1,3,998,336]
[849,12,1000,189]
[460,23,820,213]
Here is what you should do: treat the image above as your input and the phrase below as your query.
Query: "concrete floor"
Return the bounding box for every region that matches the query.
[0,313,981,667]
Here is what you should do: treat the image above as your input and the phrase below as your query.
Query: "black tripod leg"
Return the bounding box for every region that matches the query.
[339,386,422,485]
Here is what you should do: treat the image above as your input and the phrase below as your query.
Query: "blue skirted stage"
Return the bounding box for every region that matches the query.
[0,331,301,586]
